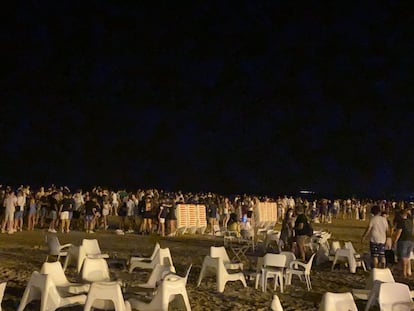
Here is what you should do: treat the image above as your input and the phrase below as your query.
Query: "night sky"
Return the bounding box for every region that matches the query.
[1,2,414,198]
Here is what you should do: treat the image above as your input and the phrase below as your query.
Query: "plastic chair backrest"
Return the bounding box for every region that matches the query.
[40,261,69,286]
[141,264,174,288]
[84,281,128,311]
[82,257,110,282]
[378,282,412,310]
[367,268,395,289]
[330,241,342,255]
[156,248,175,270]
[280,251,296,268]
[149,243,161,260]
[46,235,62,256]
[263,253,286,269]
[82,239,103,256]
[210,246,231,263]
[271,294,283,311]
[305,253,316,273]
[319,292,357,311]
[0,281,6,311]
[344,242,357,254]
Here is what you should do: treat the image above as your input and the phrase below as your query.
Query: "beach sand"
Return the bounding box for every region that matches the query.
[0,219,412,311]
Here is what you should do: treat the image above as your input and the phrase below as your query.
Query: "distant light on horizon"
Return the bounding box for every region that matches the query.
[299,190,315,194]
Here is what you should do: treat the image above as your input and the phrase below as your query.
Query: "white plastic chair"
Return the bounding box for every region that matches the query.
[210,246,244,270]
[84,281,131,311]
[344,241,366,271]
[17,271,86,311]
[352,268,395,300]
[82,239,109,259]
[270,294,284,311]
[331,247,366,274]
[136,264,175,290]
[45,234,72,262]
[40,261,90,295]
[285,253,316,291]
[0,281,6,311]
[328,241,342,261]
[129,248,175,273]
[197,256,247,293]
[129,272,192,311]
[261,253,286,293]
[246,256,264,289]
[129,243,160,272]
[81,257,111,283]
[63,245,87,273]
[344,242,361,258]
[318,292,358,311]
[378,282,414,311]
[280,251,296,278]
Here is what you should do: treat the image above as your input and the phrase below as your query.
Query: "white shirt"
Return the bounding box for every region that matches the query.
[4,195,17,210]
[367,215,389,244]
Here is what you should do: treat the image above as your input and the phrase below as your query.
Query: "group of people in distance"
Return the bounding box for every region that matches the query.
[1,183,413,272]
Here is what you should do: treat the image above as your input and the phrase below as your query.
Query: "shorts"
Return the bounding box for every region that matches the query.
[29,206,37,215]
[5,209,14,222]
[60,211,69,220]
[144,211,152,219]
[369,242,385,258]
[85,215,94,222]
[49,210,57,220]
[102,208,109,216]
[159,218,165,224]
[41,206,47,217]
[14,211,23,219]
[397,240,413,258]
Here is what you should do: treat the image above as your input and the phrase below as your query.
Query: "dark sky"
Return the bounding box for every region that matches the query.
[1,2,414,197]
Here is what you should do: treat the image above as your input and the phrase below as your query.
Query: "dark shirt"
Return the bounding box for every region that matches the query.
[84,200,97,216]
[295,213,308,236]
[61,198,75,212]
[397,217,413,241]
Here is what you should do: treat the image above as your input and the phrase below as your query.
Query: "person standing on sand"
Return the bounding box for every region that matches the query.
[294,206,309,261]
[393,208,414,277]
[361,205,389,268]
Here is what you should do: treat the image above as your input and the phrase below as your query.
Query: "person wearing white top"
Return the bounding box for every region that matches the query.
[2,191,17,233]
[362,205,389,268]
[14,191,26,231]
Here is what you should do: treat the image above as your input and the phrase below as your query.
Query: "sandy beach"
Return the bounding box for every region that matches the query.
[1,218,413,311]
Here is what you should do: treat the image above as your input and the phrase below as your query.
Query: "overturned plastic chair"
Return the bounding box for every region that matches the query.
[129,243,161,273]
[17,271,86,311]
[0,281,6,311]
[318,292,357,311]
[129,248,175,273]
[197,256,247,293]
[129,269,192,311]
[45,234,72,263]
[352,267,395,300]
[210,246,243,270]
[82,239,109,259]
[81,257,111,283]
[40,261,90,295]
[84,281,131,311]
[285,253,316,291]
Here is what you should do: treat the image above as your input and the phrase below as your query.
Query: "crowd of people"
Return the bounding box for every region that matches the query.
[1,184,413,267]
